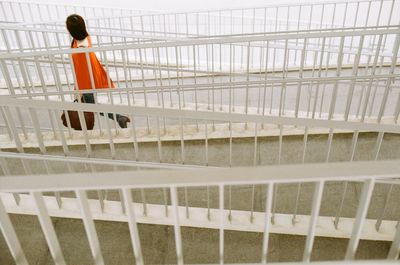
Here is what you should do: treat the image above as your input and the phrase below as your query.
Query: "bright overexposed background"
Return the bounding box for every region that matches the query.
[9,0,341,12]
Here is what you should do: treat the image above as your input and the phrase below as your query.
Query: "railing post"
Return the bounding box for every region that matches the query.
[345,178,376,260]
[0,196,28,265]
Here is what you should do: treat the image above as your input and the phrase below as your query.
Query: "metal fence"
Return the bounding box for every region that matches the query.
[6,0,400,54]
[0,2,399,264]
[1,27,399,120]
[0,0,150,24]
[1,93,400,166]
[0,24,181,54]
[0,27,399,165]
[0,160,399,264]
[25,0,400,38]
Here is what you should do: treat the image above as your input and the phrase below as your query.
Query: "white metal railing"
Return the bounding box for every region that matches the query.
[1,95,399,164]
[0,27,399,166]
[0,24,182,54]
[24,0,400,38]
[0,160,399,264]
[1,27,399,122]
[0,2,399,264]
[0,0,151,24]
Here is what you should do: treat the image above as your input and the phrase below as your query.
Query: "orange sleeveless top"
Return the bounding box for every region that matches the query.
[71,36,115,90]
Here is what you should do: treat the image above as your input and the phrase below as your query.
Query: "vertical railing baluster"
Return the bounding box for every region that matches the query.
[303,180,325,262]
[328,36,345,120]
[261,183,273,264]
[171,186,183,265]
[0,196,28,265]
[219,184,224,265]
[32,191,66,265]
[375,184,393,231]
[345,179,375,260]
[295,38,307,118]
[76,189,105,265]
[388,217,400,259]
[377,33,400,123]
[122,188,144,265]
[344,35,364,121]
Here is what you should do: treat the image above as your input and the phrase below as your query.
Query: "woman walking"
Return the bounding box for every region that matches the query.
[66,14,130,128]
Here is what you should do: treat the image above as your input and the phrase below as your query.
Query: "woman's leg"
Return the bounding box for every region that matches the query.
[82,92,130,128]
[82,93,95,104]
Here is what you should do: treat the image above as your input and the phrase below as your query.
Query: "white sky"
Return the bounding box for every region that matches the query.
[14,0,339,12]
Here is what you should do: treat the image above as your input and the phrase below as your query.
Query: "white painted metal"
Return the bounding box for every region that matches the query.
[0,196,28,265]
[171,186,184,265]
[31,191,66,265]
[0,160,399,264]
[219,184,224,265]
[22,0,400,39]
[261,183,273,264]
[76,190,105,265]
[0,151,209,169]
[344,179,376,260]
[0,0,150,23]
[122,188,144,265]
[0,2,399,264]
[1,192,398,241]
[302,181,324,262]
[388,220,400,259]
[0,95,399,168]
[1,27,398,129]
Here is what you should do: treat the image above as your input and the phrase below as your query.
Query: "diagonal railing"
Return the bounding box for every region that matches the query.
[0,0,152,24]
[0,160,399,264]
[22,0,400,38]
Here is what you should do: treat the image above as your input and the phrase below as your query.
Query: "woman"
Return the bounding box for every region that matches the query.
[66,14,130,128]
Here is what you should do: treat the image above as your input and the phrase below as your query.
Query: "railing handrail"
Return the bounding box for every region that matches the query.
[18,0,392,24]
[1,27,399,60]
[0,151,212,170]
[23,0,396,27]
[121,0,395,16]
[2,25,399,55]
[15,0,390,25]
[0,159,398,192]
[0,0,155,14]
[0,25,190,42]
[3,73,399,99]
[2,24,399,42]
[1,97,400,134]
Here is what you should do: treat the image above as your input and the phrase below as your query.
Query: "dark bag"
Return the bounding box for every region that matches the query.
[61,98,95,130]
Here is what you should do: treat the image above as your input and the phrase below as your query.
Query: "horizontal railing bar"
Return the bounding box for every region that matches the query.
[6,41,396,65]
[1,151,399,185]
[3,74,399,98]
[0,25,190,42]
[22,0,392,24]
[15,0,389,28]
[4,43,392,61]
[1,28,399,60]
[2,80,398,100]
[0,160,398,192]
[0,0,152,14]
[0,152,211,170]
[186,25,400,40]
[1,97,399,134]
[1,192,398,241]
[3,24,398,39]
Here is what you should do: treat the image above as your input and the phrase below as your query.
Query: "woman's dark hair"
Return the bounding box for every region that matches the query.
[66,14,88,41]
